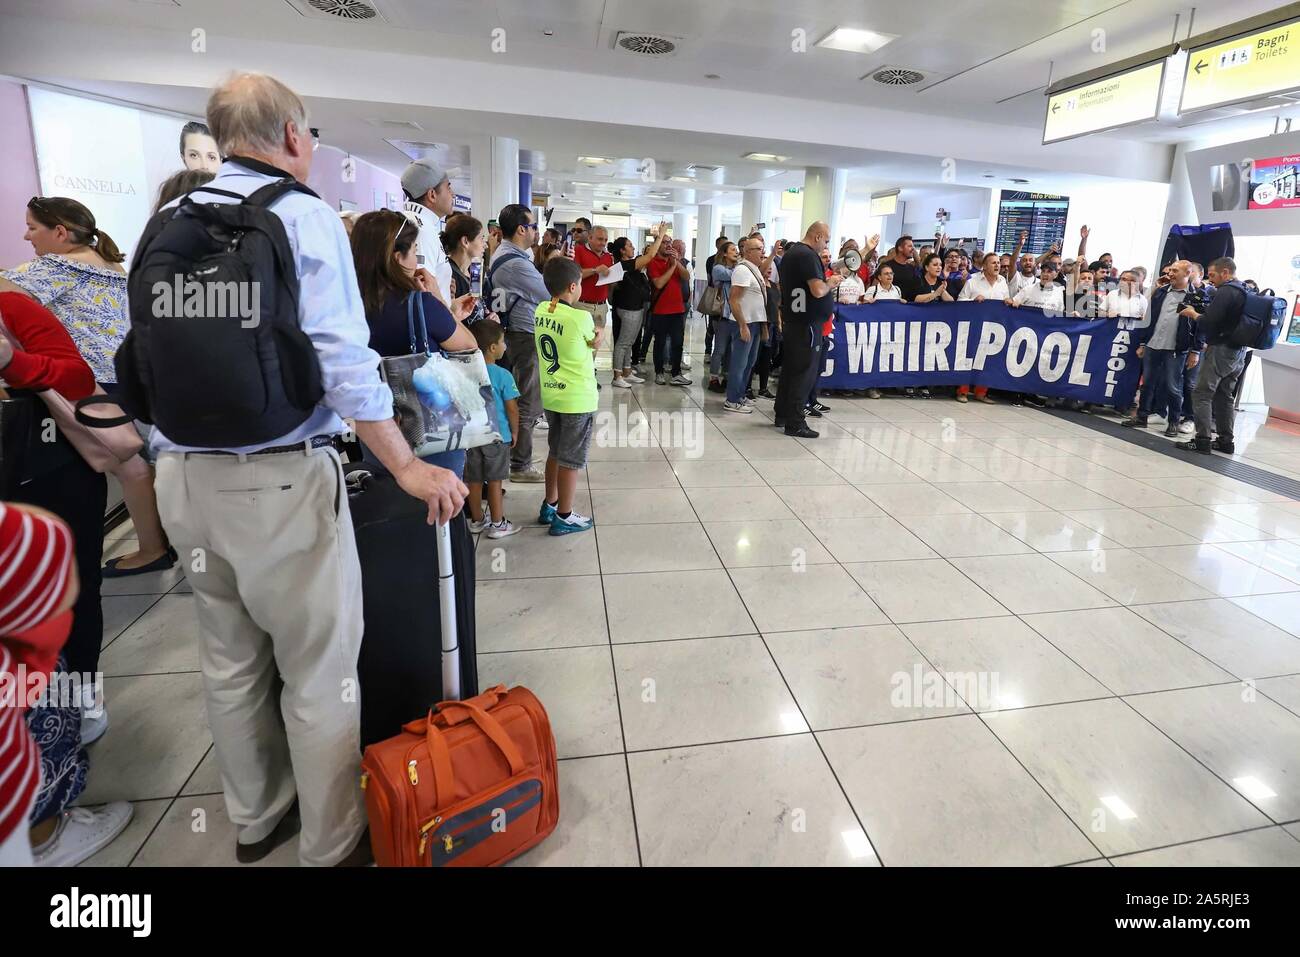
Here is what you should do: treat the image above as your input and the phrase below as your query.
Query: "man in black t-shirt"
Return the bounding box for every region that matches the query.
[775,221,841,437]
[882,235,923,300]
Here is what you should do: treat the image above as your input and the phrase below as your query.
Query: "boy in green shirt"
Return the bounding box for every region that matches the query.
[535,257,600,535]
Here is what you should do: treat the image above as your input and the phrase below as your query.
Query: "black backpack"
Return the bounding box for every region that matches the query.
[113,179,324,447]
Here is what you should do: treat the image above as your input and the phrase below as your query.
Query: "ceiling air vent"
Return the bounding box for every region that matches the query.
[868,66,927,86]
[295,0,380,20]
[615,32,679,57]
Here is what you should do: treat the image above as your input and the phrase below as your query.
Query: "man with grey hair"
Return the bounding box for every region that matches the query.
[400,157,455,305]
[151,72,467,867]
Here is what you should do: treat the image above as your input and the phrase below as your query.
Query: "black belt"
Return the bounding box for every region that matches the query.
[191,435,335,457]
[579,299,606,305]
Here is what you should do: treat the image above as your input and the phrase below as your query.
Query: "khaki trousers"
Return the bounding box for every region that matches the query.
[155,445,365,866]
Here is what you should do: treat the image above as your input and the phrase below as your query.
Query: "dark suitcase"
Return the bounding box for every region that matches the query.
[345,463,478,749]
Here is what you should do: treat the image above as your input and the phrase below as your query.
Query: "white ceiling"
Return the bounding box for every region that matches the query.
[3,0,1297,214]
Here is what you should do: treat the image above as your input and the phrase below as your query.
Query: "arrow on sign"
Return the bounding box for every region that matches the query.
[1194,59,1208,74]
[1051,103,1059,113]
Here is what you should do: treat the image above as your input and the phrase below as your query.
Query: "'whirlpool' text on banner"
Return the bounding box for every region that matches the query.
[818,301,1144,406]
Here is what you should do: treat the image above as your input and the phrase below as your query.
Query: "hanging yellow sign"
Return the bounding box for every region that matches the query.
[1181,16,1300,113]
[1043,61,1165,144]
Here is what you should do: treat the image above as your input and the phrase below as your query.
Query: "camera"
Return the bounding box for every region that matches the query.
[1184,285,1213,313]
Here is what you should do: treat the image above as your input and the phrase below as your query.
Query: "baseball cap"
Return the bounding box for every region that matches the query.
[401,158,452,200]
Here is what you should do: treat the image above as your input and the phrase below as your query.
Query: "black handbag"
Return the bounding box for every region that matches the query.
[0,390,39,497]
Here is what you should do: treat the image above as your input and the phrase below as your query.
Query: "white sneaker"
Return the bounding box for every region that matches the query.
[670,375,692,386]
[80,706,109,746]
[625,372,646,384]
[469,517,487,533]
[535,418,549,431]
[612,376,632,389]
[486,519,520,539]
[33,803,134,867]
[723,400,753,414]
[1178,420,1196,434]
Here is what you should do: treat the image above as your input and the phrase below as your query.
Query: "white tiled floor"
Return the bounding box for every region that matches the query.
[83,340,1300,866]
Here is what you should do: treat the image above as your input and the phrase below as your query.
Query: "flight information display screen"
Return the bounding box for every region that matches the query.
[994,190,1070,254]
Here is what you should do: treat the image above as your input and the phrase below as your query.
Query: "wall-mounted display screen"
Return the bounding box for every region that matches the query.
[1211,157,1300,211]
[993,190,1069,254]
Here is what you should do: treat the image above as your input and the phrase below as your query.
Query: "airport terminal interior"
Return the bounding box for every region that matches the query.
[3,0,1300,869]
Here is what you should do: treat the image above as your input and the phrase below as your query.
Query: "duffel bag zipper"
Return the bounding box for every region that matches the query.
[417,778,541,862]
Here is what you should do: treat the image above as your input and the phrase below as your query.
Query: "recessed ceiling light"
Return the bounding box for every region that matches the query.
[742,152,790,163]
[815,27,897,55]
[543,29,554,37]
[705,73,721,80]
[578,156,612,165]
[668,176,696,183]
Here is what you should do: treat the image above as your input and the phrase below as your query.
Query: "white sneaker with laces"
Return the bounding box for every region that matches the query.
[1178,420,1195,434]
[469,517,487,533]
[612,376,632,389]
[723,400,753,414]
[486,518,520,539]
[670,374,692,386]
[625,372,646,384]
[33,803,134,867]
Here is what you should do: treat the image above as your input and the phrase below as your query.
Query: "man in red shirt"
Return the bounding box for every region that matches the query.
[647,240,691,385]
[573,224,614,335]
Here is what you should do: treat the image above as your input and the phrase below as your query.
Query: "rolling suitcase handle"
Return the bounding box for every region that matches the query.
[437,520,460,701]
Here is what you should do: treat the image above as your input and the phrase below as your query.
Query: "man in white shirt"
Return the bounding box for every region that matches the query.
[400,158,455,305]
[1010,262,1065,313]
[958,252,1009,302]
[1007,252,1037,298]
[1105,270,1149,319]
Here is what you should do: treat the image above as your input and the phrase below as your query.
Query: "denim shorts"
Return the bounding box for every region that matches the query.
[544,410,594,471]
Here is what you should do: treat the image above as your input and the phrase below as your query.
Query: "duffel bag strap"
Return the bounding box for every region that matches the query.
[428,697,526,776]
[435,685,507,722]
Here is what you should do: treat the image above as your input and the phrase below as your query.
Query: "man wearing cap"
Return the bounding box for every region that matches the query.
[401,158,455,305]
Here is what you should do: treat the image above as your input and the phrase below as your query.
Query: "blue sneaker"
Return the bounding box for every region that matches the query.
[538,500,558,525]
[549,510,594,536]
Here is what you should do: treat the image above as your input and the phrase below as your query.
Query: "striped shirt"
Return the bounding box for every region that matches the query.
[0,502,75,844]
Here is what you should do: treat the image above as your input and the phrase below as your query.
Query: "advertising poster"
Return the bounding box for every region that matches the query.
[1248,155,1300,209]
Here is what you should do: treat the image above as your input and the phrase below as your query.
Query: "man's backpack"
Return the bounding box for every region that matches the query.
[114,179,324,447]
[483,249,529,329]
[1225,280,1286,350]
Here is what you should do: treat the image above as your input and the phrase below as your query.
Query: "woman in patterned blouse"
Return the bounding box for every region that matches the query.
[0,199,175,579]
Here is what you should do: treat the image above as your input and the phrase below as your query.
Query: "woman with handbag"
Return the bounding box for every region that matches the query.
[707,242,738,392]
[351,210,479,478]
[0,196,175,585]
[0,290,133,866]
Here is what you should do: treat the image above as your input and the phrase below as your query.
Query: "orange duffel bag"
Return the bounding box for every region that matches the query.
[360,684,559,866]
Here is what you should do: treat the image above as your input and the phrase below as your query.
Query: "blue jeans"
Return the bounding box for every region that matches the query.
[710,317,732,377]
[726,322,762,403]
[1138,349,1187,423]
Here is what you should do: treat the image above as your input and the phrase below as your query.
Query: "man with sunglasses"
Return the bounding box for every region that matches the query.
[400,158,456,306]
[489,203,551,482]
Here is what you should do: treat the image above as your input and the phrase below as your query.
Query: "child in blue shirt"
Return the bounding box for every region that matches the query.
[466,322,521,538]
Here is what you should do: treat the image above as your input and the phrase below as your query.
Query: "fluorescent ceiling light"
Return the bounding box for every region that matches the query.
[578,156,612,165]
[816,27,897,55]
[743,152,790,163]
[668,175,696,182]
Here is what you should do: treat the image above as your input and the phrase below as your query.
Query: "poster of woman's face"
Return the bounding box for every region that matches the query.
[182,130,221,173]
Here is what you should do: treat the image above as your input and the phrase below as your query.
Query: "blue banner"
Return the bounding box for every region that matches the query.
[819,301,1143,406]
